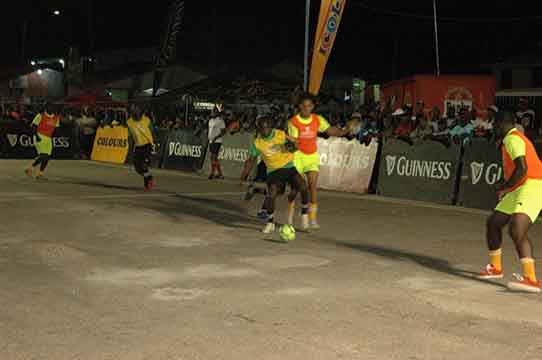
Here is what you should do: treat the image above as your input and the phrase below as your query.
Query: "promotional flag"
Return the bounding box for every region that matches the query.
[153,0,185,97]
[309,0,347,95]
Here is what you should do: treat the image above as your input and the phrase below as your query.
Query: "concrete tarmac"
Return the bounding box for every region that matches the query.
[1,160,542,360]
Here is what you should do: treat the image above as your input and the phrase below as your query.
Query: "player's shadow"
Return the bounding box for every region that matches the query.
[334,241,507,289]
[53,178,147,192]
[146,194,261,230]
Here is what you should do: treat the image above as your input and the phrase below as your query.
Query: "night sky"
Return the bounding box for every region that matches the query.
[3,1,542,82]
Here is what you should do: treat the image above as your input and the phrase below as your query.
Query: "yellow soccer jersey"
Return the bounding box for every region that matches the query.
[249,129,294,173]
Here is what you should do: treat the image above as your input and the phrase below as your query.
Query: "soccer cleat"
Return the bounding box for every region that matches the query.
[301,214,310,230]
[215,174,225,180]
[208,174,215,180]
[35,171,45,180]
[309,221,321,230]
[262,222,276,234]
[24,168,33,178]
[143,176,155,192]
[477,264,504,280]
[507,274,541,293]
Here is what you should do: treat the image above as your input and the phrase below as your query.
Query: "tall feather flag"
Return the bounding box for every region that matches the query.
[153,0,185,97]
[309,0,347,95]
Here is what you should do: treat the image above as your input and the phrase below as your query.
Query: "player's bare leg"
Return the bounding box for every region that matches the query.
[306,171,319,229]
[507,214,539,293]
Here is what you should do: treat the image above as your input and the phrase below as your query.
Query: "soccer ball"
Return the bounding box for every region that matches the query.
[279,225,296,242]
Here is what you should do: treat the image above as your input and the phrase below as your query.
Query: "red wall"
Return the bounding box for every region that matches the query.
[382,74,496,115]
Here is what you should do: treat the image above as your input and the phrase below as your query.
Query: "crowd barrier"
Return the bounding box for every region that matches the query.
[162,129,208,172]
[90,126,130,164]
[378,139,462,205]
[126,128,170,169]
[3,120,534,212]
[457,139,502,210]
[318,137,378,194]
[201,132,254,178]
[0,121,77,159]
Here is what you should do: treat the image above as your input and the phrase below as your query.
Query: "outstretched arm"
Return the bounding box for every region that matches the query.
[326,126,350,137]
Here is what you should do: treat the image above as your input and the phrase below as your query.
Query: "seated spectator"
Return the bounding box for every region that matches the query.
[449,109,474,145]
[392,108,412,138]
[409,116,433,143]
[357,115,379,146]
[472,105,496,138]
[346,112,363,137]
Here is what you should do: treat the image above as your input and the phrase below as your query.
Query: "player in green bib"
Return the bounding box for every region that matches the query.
[241,117,309,234]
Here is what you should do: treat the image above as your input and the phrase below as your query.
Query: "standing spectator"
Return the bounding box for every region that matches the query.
[516,97,536,124]
[77,107,97,158]
[208,105,227,180]
[518,113,537,139]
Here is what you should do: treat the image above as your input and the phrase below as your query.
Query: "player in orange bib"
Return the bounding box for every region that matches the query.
[288,93,351,229]
[478,111,542,293]
[25,103,60,179]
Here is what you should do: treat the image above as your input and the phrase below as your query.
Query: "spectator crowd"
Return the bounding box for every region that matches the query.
[1,96,539,158]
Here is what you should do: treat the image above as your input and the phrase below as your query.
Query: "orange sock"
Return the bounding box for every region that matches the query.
[489,249,502,271]
[287,202,295,225]
[309,203,318,222]
[521,258,537,282]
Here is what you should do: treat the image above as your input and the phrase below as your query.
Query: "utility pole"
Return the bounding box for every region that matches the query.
[432,0,441,76]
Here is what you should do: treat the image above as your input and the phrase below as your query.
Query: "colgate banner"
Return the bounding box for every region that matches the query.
[309,0,347,95]
[1,122,75,159]
[317,137,377,193]
[378,139,462,204]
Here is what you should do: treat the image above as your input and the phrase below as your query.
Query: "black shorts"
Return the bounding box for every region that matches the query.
[134,144,152,164]
[209,143,222,155]
[266,167,299,188]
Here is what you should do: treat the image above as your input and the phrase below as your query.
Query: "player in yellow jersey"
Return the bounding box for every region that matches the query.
[241,117,309,233]
[478,111,542,293]
[127,106,155,192]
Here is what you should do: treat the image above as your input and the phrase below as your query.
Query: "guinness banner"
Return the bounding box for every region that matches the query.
[457,139,502,210]
[378,139,462,204]
[201,132,254,178]
[162,129,208,171]
[1,122,76,159]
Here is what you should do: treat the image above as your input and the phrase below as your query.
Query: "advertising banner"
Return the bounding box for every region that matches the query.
[126,128,169,169]
[162,129,208,172]
[378,139,462,204]
[317,137,378,193]
[309,0,347,95]
[91,126,129,164]
[1,122,76,159]
[201,133,254,178]
[457,139,502,210]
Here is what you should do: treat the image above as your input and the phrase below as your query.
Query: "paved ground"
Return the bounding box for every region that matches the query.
[1,160,542,360]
